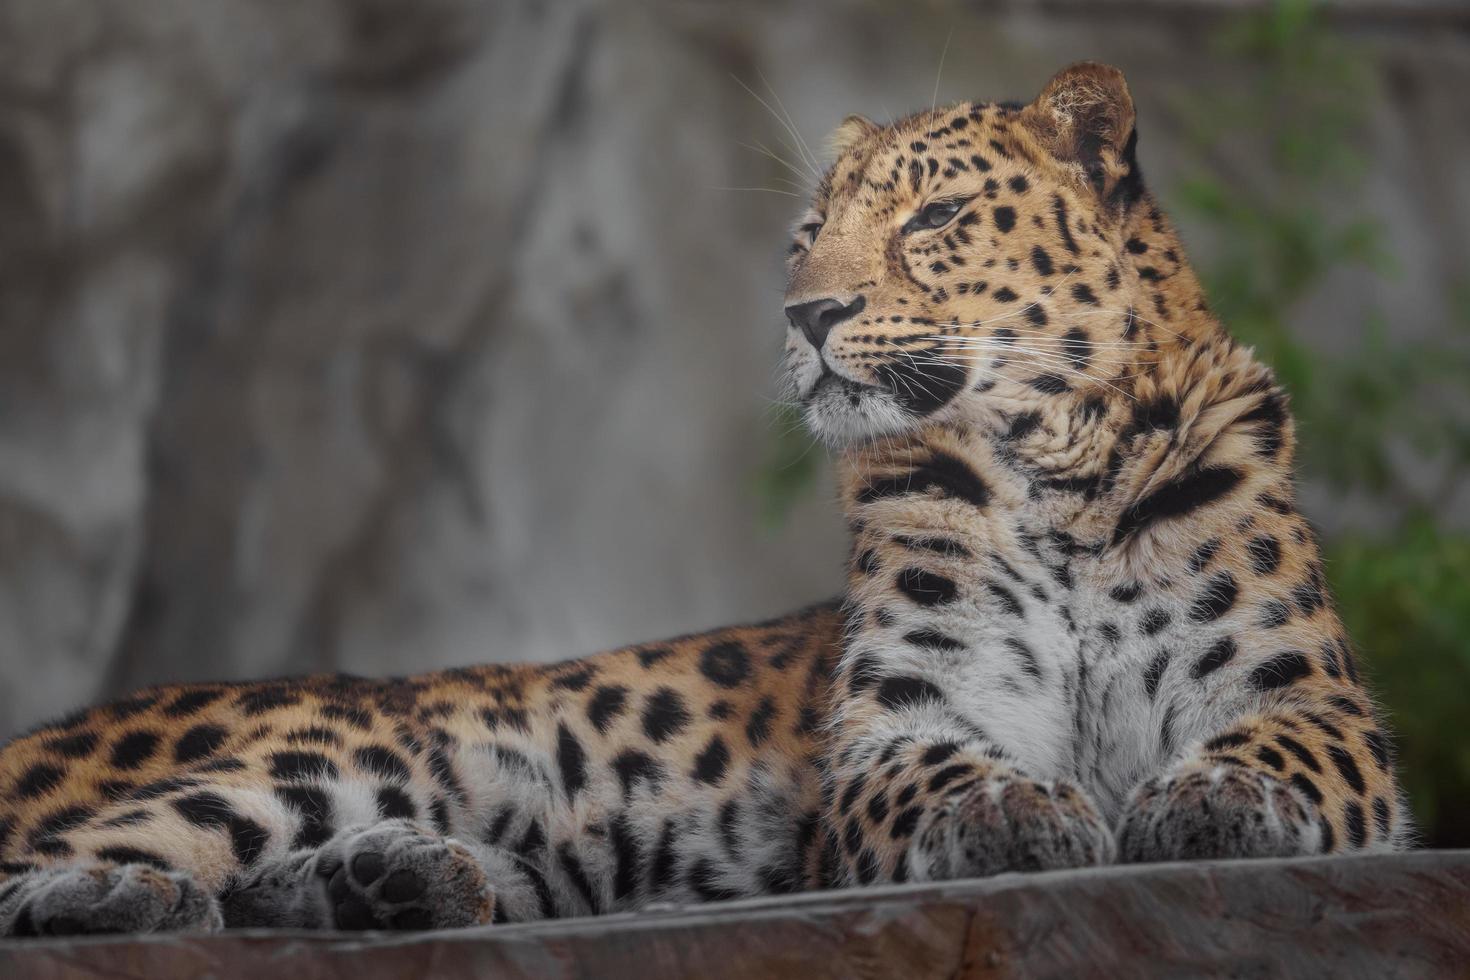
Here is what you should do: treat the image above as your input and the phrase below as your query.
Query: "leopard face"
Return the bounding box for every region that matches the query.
[782,66,1143,445]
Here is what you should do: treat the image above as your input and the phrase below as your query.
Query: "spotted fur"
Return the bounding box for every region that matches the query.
[0,63,1406,937]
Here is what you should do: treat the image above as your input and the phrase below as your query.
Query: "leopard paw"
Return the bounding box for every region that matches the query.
[1117,763,1322,863]
[0,863,221,937]
[911,775,1113,880]
[224,819,495,931]
[313,821,494,931]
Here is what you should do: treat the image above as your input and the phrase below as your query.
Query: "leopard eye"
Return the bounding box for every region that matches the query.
[799,220,824,243]
[902,198,966,234]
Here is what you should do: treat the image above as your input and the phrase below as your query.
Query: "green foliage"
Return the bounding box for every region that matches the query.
[754,403,825,528]
[1176,0,1469,847]
[1329,524,1470,842]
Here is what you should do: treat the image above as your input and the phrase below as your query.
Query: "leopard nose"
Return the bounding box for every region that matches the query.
[785,295,866,352]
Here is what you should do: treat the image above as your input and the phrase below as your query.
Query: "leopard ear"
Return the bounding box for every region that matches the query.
[828,114,878,157]
[1023,62,1141,204]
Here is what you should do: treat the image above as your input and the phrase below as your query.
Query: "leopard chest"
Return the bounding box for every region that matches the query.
[864,533,1176,821]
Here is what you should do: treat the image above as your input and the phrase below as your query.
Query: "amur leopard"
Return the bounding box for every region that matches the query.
[0,63,1406,937]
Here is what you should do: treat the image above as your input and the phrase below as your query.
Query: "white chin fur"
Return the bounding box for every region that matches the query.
[781,347,916,446]
[801,379,916,446]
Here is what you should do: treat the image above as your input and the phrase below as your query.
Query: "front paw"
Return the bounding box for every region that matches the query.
[912,775,1113,880]
[1117,764,1322,863]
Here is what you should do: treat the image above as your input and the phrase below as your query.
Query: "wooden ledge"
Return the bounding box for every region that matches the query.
[4,851,1468,978]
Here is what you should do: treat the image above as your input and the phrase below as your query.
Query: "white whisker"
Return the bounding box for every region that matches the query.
[931,29,953,118]
[757,69,823,178]
[929,338,1149,362]
[901,350,1141,400]
[711,185,804,199]
[740,140,815,187]
[731,73,823,181]
[925,337,1144,368]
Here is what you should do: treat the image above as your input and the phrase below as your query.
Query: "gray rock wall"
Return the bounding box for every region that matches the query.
[1,0,1466,734]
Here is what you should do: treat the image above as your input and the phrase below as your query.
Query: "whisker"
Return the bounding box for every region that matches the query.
[932,320,1160,344]
[926,339,1145,369]
[914,354,1155,385]
[752,70,823,178]
[774,132,819,181]
[758,67,823,176]
[923,309,1164,347]
[900,365,945,406]
[731,74,823,181]
[931,29,954,118]
[929,339,1149,362]
[758,393,806,421]
[987,304,1191,344]
[740,140,815,187]
[710,185,804,199]
[901,351,1141,400]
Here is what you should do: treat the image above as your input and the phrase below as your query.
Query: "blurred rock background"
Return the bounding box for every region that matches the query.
[0,0,1466,842]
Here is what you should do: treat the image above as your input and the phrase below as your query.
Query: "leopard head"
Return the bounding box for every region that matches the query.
[782,62,1147,445]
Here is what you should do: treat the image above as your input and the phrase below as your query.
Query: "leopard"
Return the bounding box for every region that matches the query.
[0,62,1407,938]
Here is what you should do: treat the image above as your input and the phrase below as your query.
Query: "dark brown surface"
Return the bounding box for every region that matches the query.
[3,851,1468,979]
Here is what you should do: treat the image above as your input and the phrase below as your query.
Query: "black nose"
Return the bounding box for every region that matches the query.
[785,296,866,351]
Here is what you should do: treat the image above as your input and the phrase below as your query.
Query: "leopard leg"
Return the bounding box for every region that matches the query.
[0,779,301,938]
[823,548,1114,882]
[0,776,429,936]
[823,722,1112,886]
[1118,678,1407,862]
[0,863,220,937]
